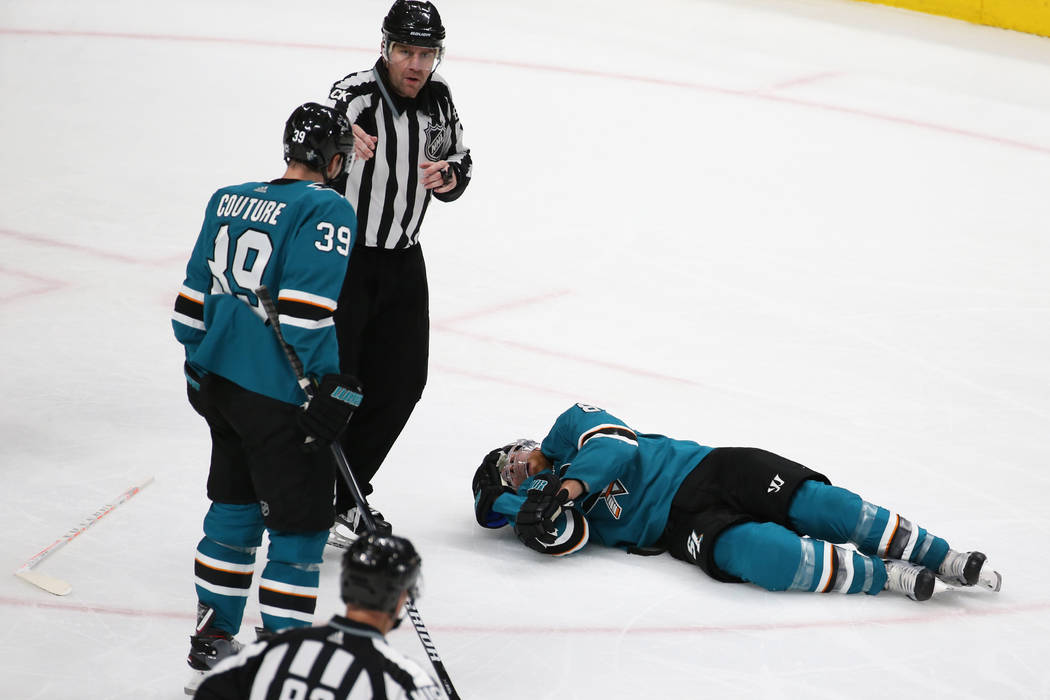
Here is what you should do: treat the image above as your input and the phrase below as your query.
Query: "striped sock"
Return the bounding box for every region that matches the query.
[259,561,320,631]
[194,536,256,634]
[849,502,949,568]
[789,539,886,595]
[259,530,328,632]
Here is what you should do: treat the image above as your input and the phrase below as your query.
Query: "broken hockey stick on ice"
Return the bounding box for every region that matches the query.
[15,477,155,596]
[255,284,461,700]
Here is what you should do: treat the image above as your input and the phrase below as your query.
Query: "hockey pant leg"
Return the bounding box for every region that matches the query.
[195,503,265,635]
[714,521,888,595]
[334,245,429,504]
[786,481,950,570]
[259,529,328,632]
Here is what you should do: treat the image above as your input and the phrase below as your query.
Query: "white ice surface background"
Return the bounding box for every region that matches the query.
[2,0,1049,698]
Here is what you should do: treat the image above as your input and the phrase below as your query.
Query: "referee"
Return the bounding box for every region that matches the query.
[325,0,472,541]
[194,534,440,699]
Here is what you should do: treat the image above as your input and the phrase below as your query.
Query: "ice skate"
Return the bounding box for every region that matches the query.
[883,559,936,601]
[327,505,392,549]
[184,605,243,695]
[936,550,1002,592]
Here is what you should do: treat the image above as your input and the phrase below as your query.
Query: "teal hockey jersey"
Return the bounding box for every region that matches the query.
[172,179,356,404]
[492,403,714,551]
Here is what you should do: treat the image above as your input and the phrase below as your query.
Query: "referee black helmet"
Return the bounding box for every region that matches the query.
[341,533,422,615]
[382,0,445,48]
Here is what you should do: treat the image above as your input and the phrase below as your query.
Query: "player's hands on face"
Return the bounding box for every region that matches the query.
[420,160,456,193]
[514,472,570,553]
[472,449,514,529]
[352,124,377,160]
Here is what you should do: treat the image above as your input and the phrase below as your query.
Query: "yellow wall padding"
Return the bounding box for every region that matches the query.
[857,0,1050,38]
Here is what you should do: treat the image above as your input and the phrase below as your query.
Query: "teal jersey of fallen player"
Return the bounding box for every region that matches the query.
[493,403,714,551]
[172,179,357,405]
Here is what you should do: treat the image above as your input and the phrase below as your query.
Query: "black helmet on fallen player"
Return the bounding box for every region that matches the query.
[282,102,354,180]
[341,534,422,616]
[382,1,445,69]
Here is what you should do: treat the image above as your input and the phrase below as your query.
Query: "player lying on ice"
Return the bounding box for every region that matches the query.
[472,403,1002,601]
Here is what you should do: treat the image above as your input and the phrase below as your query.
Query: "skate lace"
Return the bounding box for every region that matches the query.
[887,562,919,594]
[939,551,966,579]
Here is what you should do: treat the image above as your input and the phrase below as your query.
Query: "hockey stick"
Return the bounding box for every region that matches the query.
[255,285,461,700]
[14,477,155,596]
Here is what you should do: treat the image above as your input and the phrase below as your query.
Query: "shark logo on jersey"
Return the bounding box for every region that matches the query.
[686,530,703,561]
[583,479,628,519]
[423,121,451,161]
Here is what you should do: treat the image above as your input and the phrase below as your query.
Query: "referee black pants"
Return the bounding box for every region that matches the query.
[334,243,429,508]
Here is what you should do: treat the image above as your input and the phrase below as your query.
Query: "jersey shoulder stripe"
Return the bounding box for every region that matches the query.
[578,424,639,449]
[329,70,378,103]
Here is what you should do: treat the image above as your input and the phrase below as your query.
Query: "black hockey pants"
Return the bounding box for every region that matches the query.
[333,243,429,508]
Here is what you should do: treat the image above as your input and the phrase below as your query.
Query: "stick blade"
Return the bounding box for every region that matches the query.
[15,569,72,596]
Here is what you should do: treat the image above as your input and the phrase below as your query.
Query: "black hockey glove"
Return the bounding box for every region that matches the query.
[297,374,363,444]
[514,473,570,553]
[472,449,514,528]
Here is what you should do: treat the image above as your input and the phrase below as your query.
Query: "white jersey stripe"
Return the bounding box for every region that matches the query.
[249,645,288,700]
[319,648,355,689]
[288,639,323,678]
[179,285,205,303]
[279,288,337,311]
[278,314,336,330]
[173,311,206,331]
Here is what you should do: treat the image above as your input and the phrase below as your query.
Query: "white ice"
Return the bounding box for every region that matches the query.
[2,0,1049,697]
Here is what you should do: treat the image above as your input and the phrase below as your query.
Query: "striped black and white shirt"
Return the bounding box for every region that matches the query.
[195,616,444,700]
[327,59,472,250]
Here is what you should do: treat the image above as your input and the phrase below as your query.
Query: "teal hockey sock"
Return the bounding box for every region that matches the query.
[787,481,949,569]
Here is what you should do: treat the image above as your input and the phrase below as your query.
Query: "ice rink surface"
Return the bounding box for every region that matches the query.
[3,0,1050,696]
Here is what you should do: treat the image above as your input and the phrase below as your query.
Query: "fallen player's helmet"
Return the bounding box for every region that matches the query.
[282,102,354,179]
[494,439,539,490]
[382,0,445,66]
[341,533,421,616]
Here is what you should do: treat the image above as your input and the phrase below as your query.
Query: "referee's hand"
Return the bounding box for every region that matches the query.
[352,124,377,161]
[421,160,456,192]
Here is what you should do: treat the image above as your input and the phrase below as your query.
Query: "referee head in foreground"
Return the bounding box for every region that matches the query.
[195,534,443,699]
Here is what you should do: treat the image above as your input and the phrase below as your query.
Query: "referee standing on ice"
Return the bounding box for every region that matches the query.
[325,0,472,543]
[194,534,442,699]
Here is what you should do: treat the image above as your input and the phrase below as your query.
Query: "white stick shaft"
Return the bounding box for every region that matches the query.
[16,477,155,573]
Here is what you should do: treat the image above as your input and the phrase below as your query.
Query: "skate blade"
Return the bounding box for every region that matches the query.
[978,569,1002,592]
[184,669,205,695]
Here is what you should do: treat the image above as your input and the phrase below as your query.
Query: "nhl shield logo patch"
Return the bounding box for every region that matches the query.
[424,121,451,161]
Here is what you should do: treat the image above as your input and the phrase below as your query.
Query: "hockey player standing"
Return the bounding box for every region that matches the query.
[325,0,472,543]
[194,534,442,699]
[473,403,1003,601]
[173,103,363,694]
